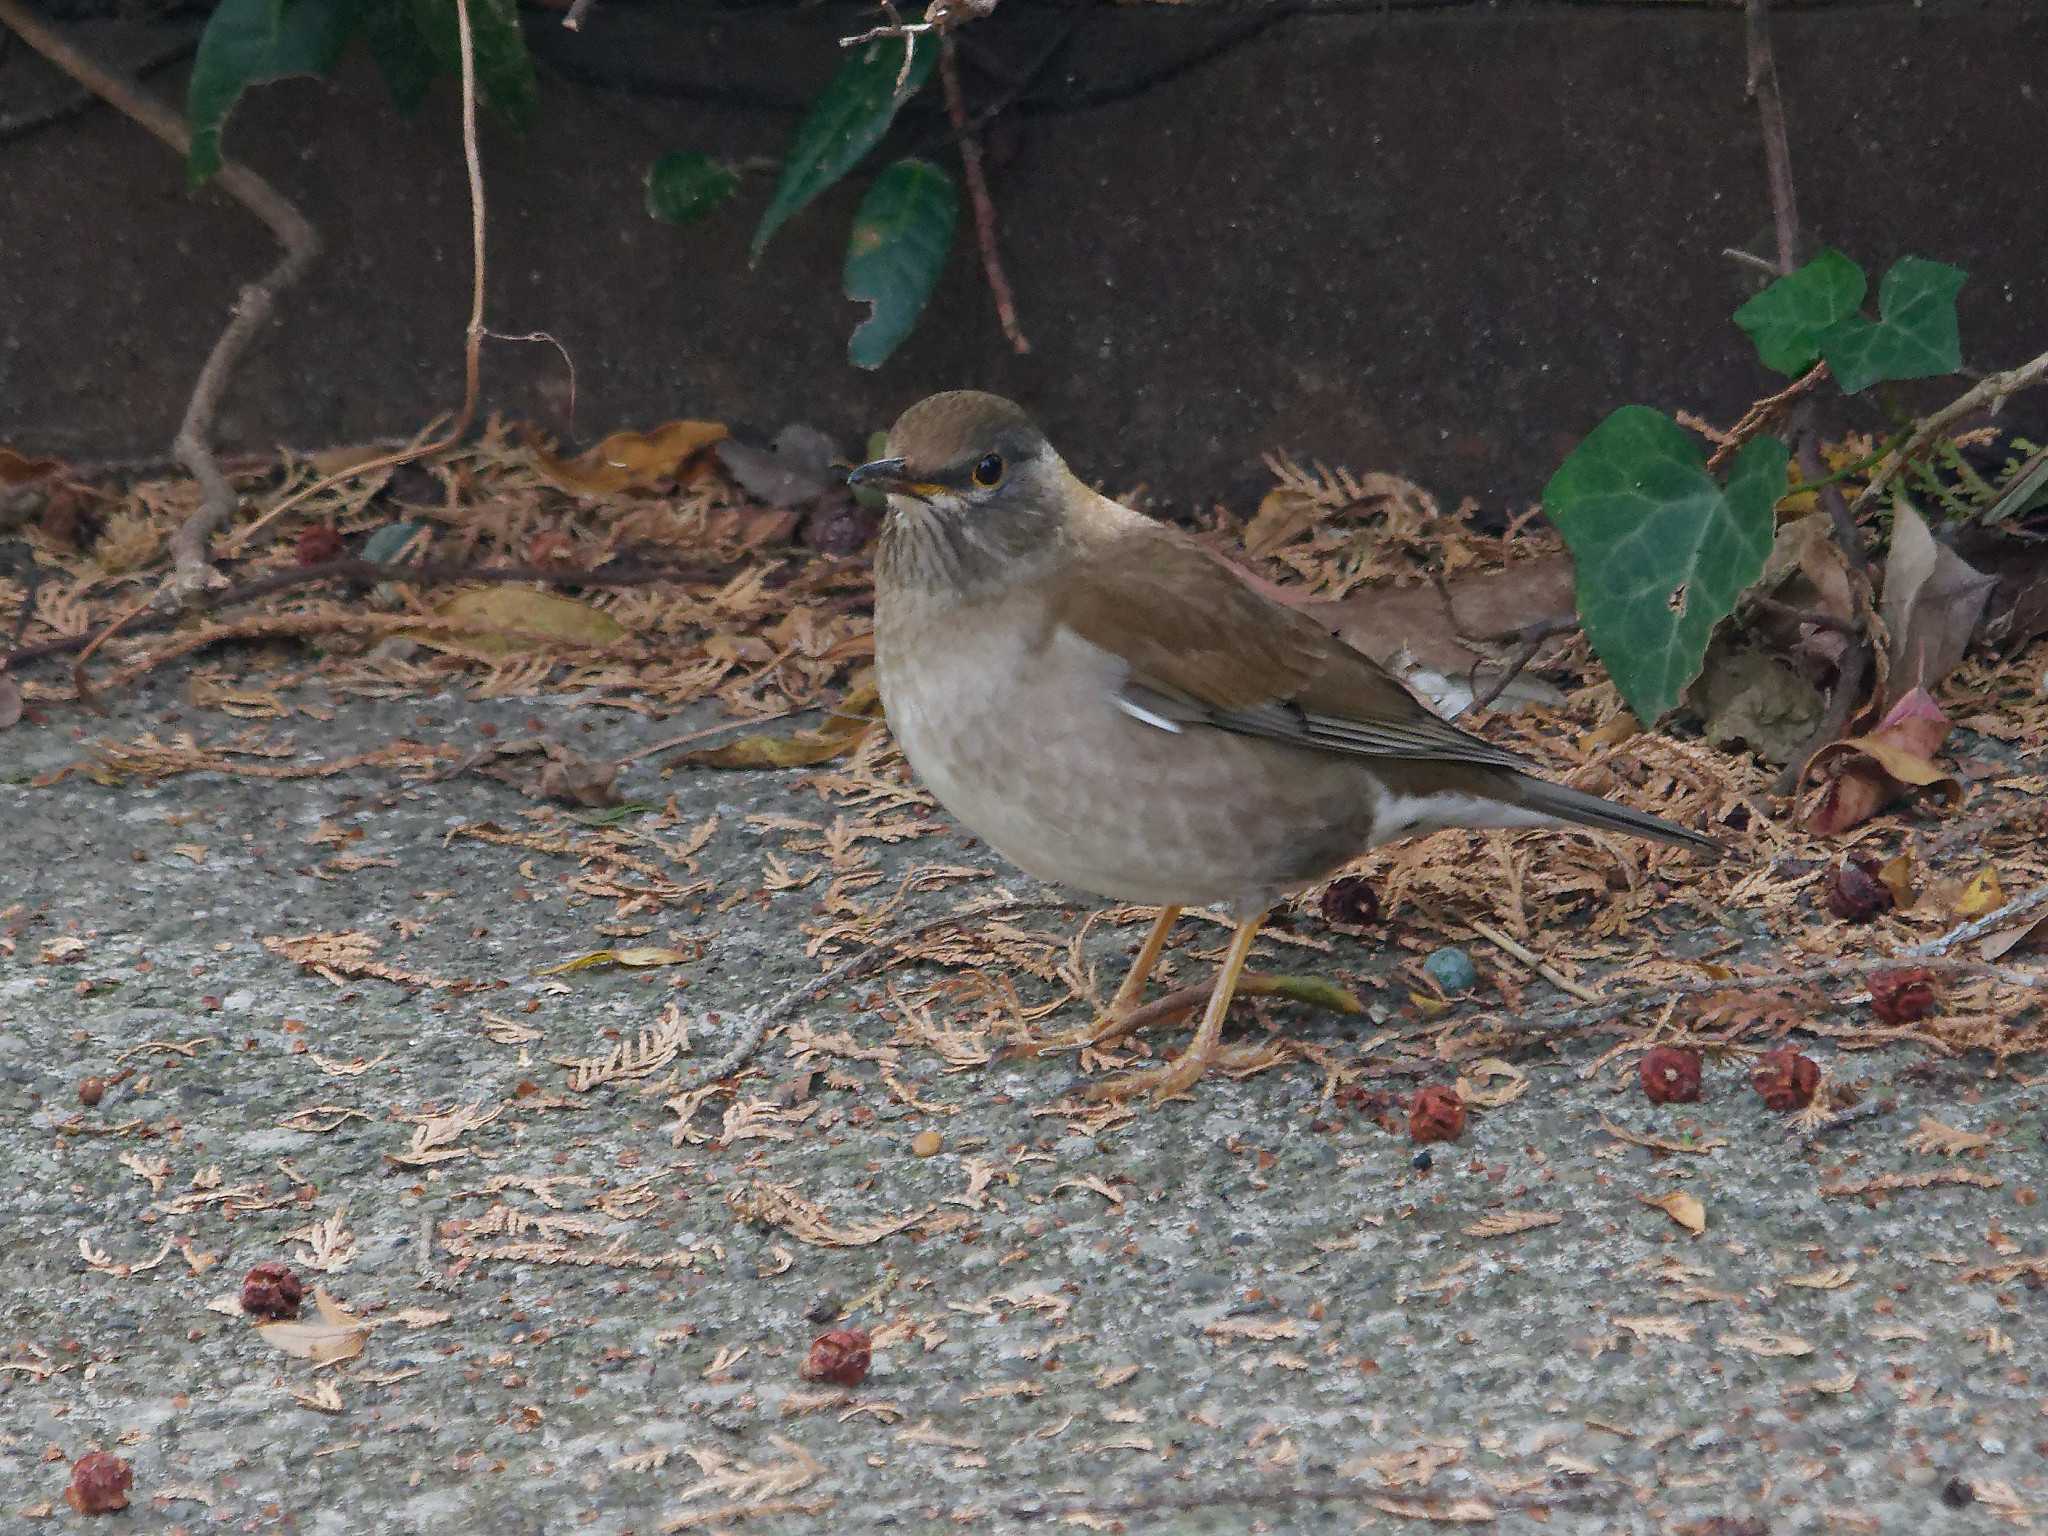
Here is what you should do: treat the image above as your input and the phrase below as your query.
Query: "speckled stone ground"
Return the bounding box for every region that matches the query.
[2,681,2043,1534]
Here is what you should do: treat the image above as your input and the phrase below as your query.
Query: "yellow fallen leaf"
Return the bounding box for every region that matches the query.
[1878,852,1916,910]
[1951,866,2005,919]
[679,682,883,770]
[413,587,627,657]
[1580,712,1641,751]
[533,946,692,977]
[530,419,728,495]
[1641,1190,1706,1235]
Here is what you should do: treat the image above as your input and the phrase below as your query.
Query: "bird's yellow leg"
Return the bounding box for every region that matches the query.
[1089,910,1268,1102]
[1086,905,1181,1044]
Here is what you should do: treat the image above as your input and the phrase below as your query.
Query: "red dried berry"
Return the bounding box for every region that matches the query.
[800,1327,871,1387]
[66,1452,133,1515]
[1824,856,1894,922]
[1319,877,1381,927]
[240,1261,305,1321]
[1407,1085,1466,1144]
[1639,1046,1703,1105]
[1868,967,1938,1026]
[294,524,345,566]
[1752,1047,1821,1111]
[78,1076,107,1107]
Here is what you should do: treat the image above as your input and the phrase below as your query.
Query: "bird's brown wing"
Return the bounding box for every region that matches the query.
[1054,524,1534,774]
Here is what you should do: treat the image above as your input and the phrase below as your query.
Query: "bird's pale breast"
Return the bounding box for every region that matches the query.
[876,586,1380,909]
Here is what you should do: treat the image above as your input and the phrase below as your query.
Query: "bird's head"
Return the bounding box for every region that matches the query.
[851,392,1071,593]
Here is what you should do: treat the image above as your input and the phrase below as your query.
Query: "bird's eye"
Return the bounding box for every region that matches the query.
[971,453,1005,488]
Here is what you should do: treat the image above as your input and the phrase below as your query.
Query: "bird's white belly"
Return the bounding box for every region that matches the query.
[878,608,1373,907]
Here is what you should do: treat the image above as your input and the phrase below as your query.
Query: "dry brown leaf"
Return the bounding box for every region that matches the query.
[1461,1210,1560,1239]
[413,587,628,657]
[1600,1116,1725,1156]
[257,1287,369,1366]
[1880,498,1996,701]
[1980,906,2048,961]
[1801,686,1963,835]
[530,419,727,495]
[1784,1264,1857,1290]
[1640,1190,1706,1235]
[679,682,883,770]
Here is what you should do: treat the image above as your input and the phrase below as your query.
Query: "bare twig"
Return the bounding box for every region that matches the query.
[1745,595,1858,636]
[1484,953,2045,1041]
[1903,884,2048,959]
[0,0,320,599]
[1704,360,1829,473]
[939,35,1029,355]
[694,898,1076,1086]
[1465,918,1600,1003]
[1467,615,1579,713]
[9,556,716,681]
[1850,345,2048,517]
[218,0,493,559]
[1794,1097,1890,1146]
[1743,0,1799,275]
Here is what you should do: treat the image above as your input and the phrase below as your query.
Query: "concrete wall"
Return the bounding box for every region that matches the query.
[3,0,2043,507]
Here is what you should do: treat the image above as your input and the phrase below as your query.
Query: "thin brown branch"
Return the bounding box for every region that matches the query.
[1743,0,1799,276]
[939,35,1029,355]
[1484,952,2045,1041]
[219,0,492,559]
[1850,344,2048,516]
[1904,883,2048,959]
[694,898,1079,1086]
[6,556,717,679]
[1704,360,1829,473]
[0,0,320,598]
[1771,629,1867,796]
[1467,615,1580,713]
[1745,595,1857,636]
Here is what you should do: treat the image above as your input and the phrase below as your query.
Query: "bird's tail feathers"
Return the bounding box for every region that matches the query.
[1509,775,1723,857]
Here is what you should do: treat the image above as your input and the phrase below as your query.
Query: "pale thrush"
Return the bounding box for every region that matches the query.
[851,391,1720,1099]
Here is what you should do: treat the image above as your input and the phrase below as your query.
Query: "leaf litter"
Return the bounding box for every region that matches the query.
[5,414,2048,1524]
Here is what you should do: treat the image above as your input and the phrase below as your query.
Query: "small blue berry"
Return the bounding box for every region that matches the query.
[1423,945,1477,993]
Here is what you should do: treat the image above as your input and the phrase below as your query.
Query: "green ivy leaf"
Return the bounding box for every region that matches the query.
[360,0,438,113]
[843,158,957,370]
[645,152,740,225]
[1732,247,1866,376]
[1821,257,1966,393]
[186,0,357,183]
[408,0,537,129]
[753,37,933,262]
[1542,406,1787,722]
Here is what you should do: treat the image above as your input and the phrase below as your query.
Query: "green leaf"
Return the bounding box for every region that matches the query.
[408,0,537,129]
[186,0,357,183]
[1821,257,1966,393]
[359,0,437,113]
[1543,407,1788,722]
[843,158,957,370]
[1732,247,1865,376]
[645,152,740,225]
[753,37,933,262]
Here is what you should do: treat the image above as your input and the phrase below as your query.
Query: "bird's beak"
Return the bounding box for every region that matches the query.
[848,457,942,501]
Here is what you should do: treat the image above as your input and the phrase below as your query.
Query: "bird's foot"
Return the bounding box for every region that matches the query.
[1084,1041,1288,1104]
